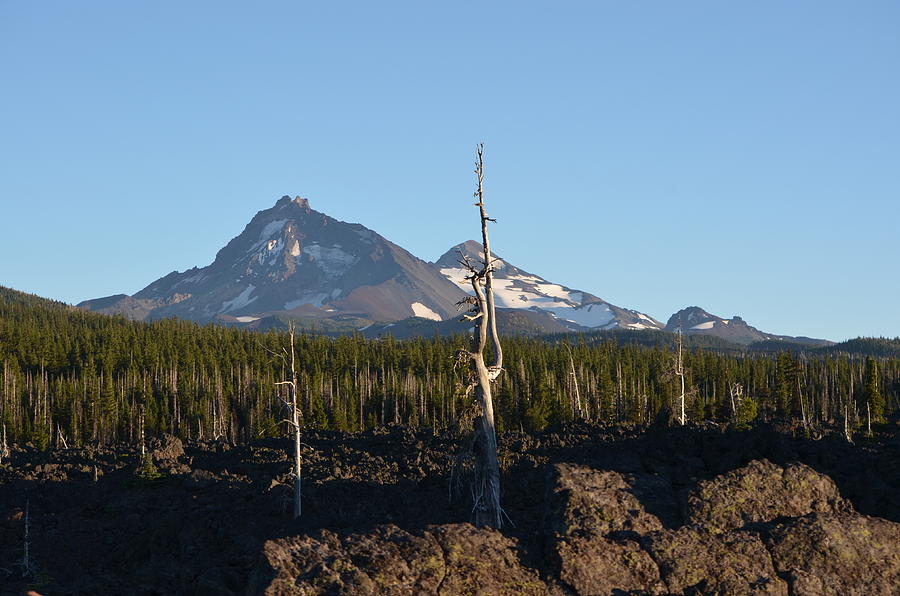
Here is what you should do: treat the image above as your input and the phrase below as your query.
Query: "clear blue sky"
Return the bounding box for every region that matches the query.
[1,1,898,341]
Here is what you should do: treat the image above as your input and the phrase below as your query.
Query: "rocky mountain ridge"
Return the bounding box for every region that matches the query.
[80,196,466,325]
[666,306,832,347]
[78,195,829,344]
[435,240,663,332]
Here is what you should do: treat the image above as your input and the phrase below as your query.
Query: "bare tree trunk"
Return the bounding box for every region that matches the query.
[274,322,303,519]
[565,343,584,419]
[290,325,302,519]
[866,401,872,437]
[0,423,8,465]
[616,360,623,423]
[57,423,68,450]
[458,144,504,528]
[843,399,853,444]
[676,329,686,425]
[729,383,742,423]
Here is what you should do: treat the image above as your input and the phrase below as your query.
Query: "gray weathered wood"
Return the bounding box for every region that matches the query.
[460,144,504,528]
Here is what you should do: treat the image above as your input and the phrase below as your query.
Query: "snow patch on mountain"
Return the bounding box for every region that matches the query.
[250,220,287,251]
[303,244,358,277]
[691,321,716,330]
[534,283,573,301]
[442,268,585,310]
[544,303,615,328]
[437,245,662,331]
[411,302,442,321]
[440,267,470,289]
[222,285,257,313]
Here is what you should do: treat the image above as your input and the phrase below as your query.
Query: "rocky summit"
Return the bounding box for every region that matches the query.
[79,196,465,325]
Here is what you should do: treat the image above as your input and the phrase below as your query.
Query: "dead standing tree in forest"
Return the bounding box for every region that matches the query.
[453,144,505,528]
[675,328,687,425]
[269,322,303,519]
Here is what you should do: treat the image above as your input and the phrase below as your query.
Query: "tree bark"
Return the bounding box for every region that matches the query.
[676,330,686,425]
[464,144,504,528]
[273,322,303,519]
[290,324,302,519]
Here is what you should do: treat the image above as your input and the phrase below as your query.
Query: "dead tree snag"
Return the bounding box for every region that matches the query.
[272,322,303,519]
[454,144,504,528]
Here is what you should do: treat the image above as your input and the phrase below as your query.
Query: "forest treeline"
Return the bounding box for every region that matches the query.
[0,286,897,448]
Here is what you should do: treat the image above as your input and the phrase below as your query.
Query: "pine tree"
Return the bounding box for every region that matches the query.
[864,357,885,423]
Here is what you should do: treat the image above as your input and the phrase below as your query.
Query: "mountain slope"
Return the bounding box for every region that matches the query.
[665,306,832,347]
[80,196,466,323]
[434,240,663,332]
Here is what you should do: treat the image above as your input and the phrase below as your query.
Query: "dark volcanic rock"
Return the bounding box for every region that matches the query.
[763,512,900,596]
[429,524,553,595]
[544,464,666,594]
[685,459,849,531]
[644,527,788,595]
[248,525,445,595]
[553,536,664,595]
[151,433,185,462]
[3,423,900,595]
[545,464,664,538]
[249,523,553,595]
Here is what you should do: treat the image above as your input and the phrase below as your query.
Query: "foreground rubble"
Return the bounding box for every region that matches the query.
[1,420,899,595]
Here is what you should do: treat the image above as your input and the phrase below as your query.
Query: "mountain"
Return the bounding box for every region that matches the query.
[665,306,832,347]
[434,240,663,332]
[79,196,466,324]
[76,196,833,344]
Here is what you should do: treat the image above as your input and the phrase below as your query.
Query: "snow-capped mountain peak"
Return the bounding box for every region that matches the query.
[80,196,465,323]
[434,242,663,331]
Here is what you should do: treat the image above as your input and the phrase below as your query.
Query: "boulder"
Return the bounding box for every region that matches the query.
[554,535,664,595]
[644,527,787,595]
[685,459,848,532]
[150,433,185,462]
[764,512,900,596]
[544,464,664,538]
[544,464,666,594]
[247,523,552,595]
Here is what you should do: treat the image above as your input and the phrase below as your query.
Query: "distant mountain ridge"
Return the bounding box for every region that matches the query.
[665,306,832,347]
[77,195,829,345]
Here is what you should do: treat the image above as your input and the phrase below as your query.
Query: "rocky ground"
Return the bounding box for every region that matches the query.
[1,417,899,595]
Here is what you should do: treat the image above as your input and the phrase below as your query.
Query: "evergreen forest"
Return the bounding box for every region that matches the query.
[1,286,898,448]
